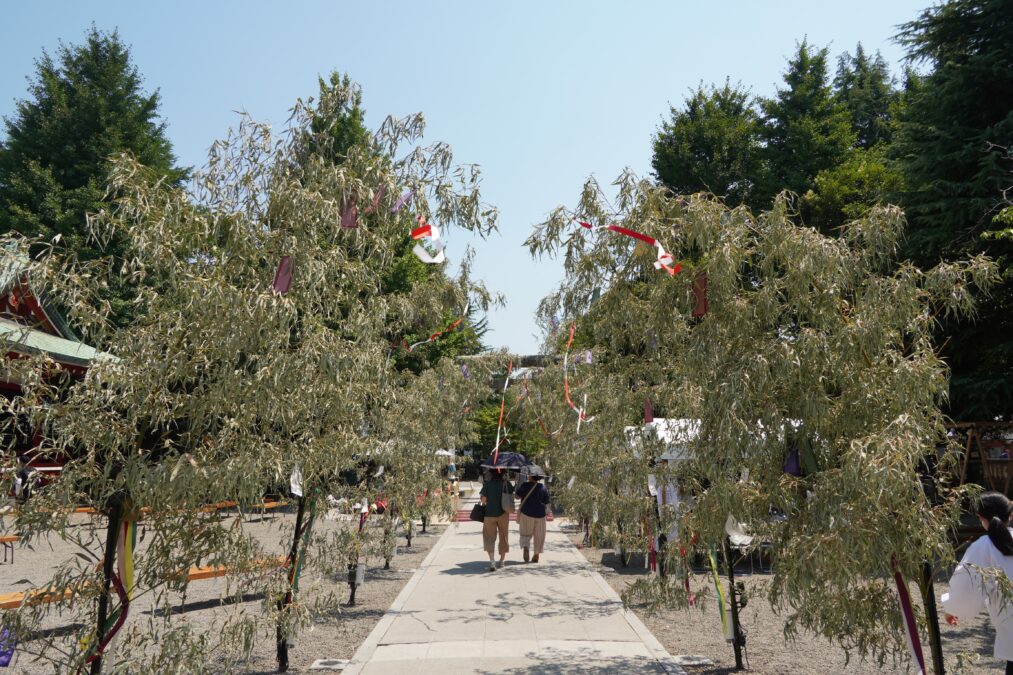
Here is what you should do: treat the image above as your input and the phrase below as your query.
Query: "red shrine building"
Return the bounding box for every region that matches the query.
[0,258,102,482]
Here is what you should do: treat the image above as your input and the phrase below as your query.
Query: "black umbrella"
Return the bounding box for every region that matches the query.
[481,451,530,470]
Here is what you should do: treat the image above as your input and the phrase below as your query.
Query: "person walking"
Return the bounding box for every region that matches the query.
[515,466,550,563]
[479,469,513,571]
[943,491,1013,674]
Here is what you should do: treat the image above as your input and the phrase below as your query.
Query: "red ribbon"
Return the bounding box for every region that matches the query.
[84,573,129,666]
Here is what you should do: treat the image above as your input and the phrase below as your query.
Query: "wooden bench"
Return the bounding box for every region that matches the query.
[0,535,16,563]
[0,586,77,610]
[1,556,288,610]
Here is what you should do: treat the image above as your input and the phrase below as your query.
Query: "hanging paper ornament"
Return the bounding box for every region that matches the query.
[391,189,414,213]
[362,185,387,215]
[273,256,293,294]
[411,216,446,264]
[340,200,359,229]
[460,364,470,379]
[692,273,708,317]
[644,398,654,424]
[290,464,304,497]
[576,220,681,276]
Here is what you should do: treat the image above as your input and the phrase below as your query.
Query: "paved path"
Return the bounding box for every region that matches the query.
[344,511,685,674]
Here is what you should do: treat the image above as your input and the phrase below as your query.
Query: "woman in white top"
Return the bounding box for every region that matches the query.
[942,491,1013,674]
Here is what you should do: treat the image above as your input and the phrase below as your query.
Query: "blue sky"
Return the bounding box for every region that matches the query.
[2,1,930,354]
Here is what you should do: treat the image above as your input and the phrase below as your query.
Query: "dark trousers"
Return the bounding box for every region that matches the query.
[1006,660,1013,675]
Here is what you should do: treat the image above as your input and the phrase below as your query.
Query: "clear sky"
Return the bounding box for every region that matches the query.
[2,1,930,354]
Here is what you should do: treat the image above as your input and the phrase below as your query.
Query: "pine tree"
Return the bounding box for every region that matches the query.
[759,40,856,202]
[651,81,763,208]
[834,43,897,149]
[0,27,185,324]
[894,0,1013,418]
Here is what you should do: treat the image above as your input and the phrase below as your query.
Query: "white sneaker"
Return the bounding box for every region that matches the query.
[496,559,505,569]
[489,562,496,572]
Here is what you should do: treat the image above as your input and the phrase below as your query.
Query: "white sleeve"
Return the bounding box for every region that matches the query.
[942,542,988,620]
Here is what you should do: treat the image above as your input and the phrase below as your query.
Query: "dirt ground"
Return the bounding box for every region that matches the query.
[1,508,447,673]
[565,523,1003,675]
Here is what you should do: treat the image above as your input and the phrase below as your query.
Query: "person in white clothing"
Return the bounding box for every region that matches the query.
[942,491,1013,674]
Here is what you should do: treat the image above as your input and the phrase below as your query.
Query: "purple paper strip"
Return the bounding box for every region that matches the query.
[460,364,470,380]
[391,189,414,214]
[273,256,293,294]
[0,628,14,667]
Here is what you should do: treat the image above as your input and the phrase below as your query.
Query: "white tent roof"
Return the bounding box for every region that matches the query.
[625,418,700,461]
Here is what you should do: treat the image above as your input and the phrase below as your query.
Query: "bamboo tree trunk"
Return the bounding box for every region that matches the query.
[921,562,945,675]
[90,499,123,675]
[724,538,745,671]
[277,495,306,673]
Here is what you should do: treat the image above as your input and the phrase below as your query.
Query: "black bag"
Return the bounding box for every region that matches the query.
[469,503,486,522]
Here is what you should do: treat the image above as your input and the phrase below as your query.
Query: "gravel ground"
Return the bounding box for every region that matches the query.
[1,508,448,673]
[564,522,1002,675]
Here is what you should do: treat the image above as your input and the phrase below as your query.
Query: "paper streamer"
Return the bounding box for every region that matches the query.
[362,185,387,215]
[491,361,514,463]
[692,273,708,317]
[84,573,129,667]
[893,557,926,675]
[576,220,681,276]
[290,464,304,498]
[340,200,359,229]
[273,256,293,294]
[115,520,136,602]
[0,628,13,667]
[708,550,733,641]
[411,216,447,264]
[407,305,468,352]
[391,189,414,214]
[563,322,589,426]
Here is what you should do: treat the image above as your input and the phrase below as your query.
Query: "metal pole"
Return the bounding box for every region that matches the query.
[277,495,306,672]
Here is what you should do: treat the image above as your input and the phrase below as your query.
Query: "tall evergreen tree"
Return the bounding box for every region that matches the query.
[651,81,763,208]
[0,28,184,323]
[894,0,1013,419]
[759,40,856,202]
[834,43,897,149]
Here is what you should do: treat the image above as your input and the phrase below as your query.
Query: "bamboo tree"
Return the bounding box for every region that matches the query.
[526,177,997,667]
[0,80,495,672]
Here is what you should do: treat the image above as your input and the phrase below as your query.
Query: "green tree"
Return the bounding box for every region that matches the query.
[834,44,897,149]
[759,40,856,202]
[894,0,1013,418]
[0,27,185,323]
[651,81,763,208]
[800,145,905,233]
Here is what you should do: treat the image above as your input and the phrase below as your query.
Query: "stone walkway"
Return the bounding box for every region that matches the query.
[343,507,686,674]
